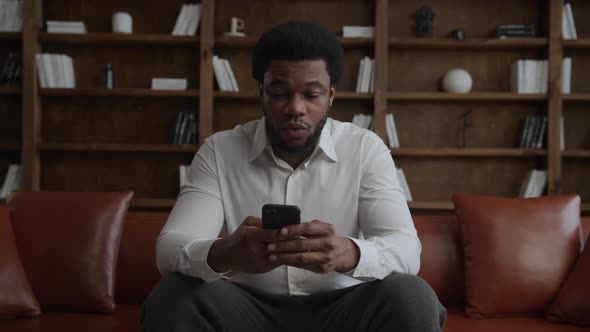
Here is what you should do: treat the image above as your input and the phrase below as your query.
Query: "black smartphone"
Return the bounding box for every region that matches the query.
[261,204,301,230]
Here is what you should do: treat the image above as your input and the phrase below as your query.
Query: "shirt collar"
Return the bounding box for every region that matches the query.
[248,117,338,163]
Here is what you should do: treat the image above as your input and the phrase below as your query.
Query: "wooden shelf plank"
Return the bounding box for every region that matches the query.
[408,201,454,211]
[213,91,372,100]
[563,39,590,49]
[391,148,547,157]
[0,87,21,95]
[214,35,373,47]
[387,92,546,102]
[38,143,199,153]
[131,198,176,208]
[0,32,22,41]
[563,93,590,102]
[40,88,199,98]
[389,37,547,49]
[0,143,21,151]
[39,32,200,46]
[562,150,590,158]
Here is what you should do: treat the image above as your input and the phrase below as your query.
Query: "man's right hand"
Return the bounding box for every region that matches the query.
[207,216,291,274]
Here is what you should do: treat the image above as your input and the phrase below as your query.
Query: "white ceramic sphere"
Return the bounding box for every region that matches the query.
[442,69,472,93]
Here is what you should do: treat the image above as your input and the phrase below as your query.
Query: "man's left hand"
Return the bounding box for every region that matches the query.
[266,220,360,274]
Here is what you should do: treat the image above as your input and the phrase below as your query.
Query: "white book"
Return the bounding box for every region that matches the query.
[562,6,572,39]
[0,164,20,199]
[57,55,67,88]
[212,56,229,91]
[179,165,189,189]
[64,55,75,88]
[364,114,372,129]
[361,57,372,93]
[369,59,375,93]
[152,78,187,90]
[525,169,540,198]
[172,4,188,35]
[185,4,201,36]
[565,3,577,40]
[35,53,47,88]
[47,26,87,34]
[222,59,239,92]
[42,54,56,88]
[532,170,547,197]
[396,168,413,202]
[355,58,364,92]
[342,26,375,38]
[562,57,572,94]
[13,0,23,32]
[518,169,534,197]
[352,114,363,127]
[385,114,395,148]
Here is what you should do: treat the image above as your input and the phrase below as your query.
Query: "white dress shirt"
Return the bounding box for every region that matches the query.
[156,117,421,296]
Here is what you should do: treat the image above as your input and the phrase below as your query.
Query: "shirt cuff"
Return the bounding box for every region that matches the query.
[183,238,231,282]
[346,237,380,279]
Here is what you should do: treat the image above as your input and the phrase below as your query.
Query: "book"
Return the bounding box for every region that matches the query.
[342,26,375,38]
[385,113,400,148]
[34,53,76,88]
[518,169,547,198]
[172,4,201,36]
[222,59,239,92]
[151,78,188,90]
[47,20,87,34]
[0,0,23,32]
[179,165,189,189]
[396,168,413,202]
[562,57,572,94]
[0,164,20,199]
[535,115,548,149]
[565,3,577,40]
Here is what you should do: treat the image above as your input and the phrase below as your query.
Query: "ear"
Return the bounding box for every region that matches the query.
[329,85,336,107]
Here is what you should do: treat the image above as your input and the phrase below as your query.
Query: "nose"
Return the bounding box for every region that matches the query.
[284,93,306,117]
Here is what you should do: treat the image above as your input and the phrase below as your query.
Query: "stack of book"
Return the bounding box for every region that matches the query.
[562,3,577,40]
[396,168,413,202]
[212,55,239,92]
[495,24,535,38]
[0,164,20,200]
[342,26,375,38]
[518,169,547,198]
[171,3,201,36]
[151,78,188,90]
[46,20,87,34]
[385,113,400,148]
[0,0,23,32]
[519,115,547,149]
[351,113,372,129]
[179,165,190,189]
[355,56,374,93]
[0,51,21,86]
[35,53,76,88]
[170,111,197,144]
[510,59,548,93]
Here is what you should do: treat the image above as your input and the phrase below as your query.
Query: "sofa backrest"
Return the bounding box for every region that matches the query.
[114,212,590,306]
[415,215,590,309]
[115,212,168,305]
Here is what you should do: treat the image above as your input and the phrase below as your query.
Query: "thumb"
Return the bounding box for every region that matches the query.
[242,216,262,228]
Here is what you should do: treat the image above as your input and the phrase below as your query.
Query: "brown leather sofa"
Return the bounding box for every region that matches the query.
[2,211,589,331]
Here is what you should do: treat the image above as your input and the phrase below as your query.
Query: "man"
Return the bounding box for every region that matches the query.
[142,21,446,332]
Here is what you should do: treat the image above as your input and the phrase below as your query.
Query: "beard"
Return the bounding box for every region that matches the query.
[265,113,328,154]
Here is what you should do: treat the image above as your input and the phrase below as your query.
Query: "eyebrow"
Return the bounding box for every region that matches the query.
[267,79,327,89]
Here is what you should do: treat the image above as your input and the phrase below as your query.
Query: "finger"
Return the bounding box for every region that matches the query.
[267,237,333,253]
[242,216,262,228]
[281,220,335,238]
[268,251,328,266]
[247,227,288,243]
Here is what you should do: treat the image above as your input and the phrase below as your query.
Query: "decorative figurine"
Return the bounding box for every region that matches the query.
[414,5,435,37]
[451,29,465,40]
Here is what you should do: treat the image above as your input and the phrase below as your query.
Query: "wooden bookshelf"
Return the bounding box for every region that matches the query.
[0,0,585,213]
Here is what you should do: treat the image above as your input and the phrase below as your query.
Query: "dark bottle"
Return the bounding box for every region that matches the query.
[103,63,114,88]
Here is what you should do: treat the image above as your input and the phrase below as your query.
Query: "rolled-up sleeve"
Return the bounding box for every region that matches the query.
[156,139,228,282]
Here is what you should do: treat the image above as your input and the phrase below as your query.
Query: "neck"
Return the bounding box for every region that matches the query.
[272,146,313,169]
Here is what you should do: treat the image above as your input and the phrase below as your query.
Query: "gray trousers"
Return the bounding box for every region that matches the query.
[141,272,446,332]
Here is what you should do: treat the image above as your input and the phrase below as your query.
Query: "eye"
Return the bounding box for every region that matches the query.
[305,92,322,100]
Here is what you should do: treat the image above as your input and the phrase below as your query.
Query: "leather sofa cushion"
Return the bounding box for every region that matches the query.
[0,205,40,319]
[545,232,590,326]
[8,191,133,313]
[116,212,167,304]
[452,194,581,318]
[414,215,464,308]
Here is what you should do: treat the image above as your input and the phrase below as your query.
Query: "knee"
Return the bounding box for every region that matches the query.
[377,273,442,313]
[141,273,205,327]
